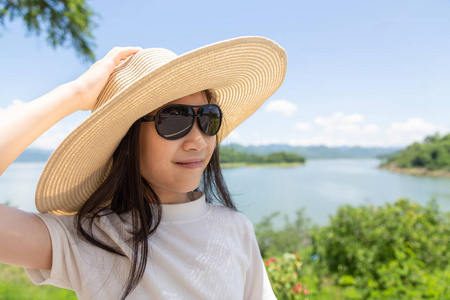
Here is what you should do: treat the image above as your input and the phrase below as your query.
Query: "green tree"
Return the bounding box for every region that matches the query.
[0,0,97,61]
[424,132,441,144]
[381,132,450,171]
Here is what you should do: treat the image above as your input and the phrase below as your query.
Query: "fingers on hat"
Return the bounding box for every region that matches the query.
[106,47,142,65]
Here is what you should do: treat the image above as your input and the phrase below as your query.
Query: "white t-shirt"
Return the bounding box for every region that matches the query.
[25,194,276,300]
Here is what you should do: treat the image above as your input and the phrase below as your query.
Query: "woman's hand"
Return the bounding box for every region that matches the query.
[0,47,141,176]
[71,47,142,111]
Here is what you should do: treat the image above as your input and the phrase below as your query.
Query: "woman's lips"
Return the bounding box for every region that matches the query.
[175,160,203,169]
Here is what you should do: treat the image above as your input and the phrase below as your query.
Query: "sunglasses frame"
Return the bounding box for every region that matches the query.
[141,104,223,140]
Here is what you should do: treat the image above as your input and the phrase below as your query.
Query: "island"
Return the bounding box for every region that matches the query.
[219,147,306,168]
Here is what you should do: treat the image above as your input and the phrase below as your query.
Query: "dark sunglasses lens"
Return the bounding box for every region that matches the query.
[198,105,222,136]
[157,106,194,139]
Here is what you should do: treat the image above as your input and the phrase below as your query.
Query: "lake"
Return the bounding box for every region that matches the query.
[1,159,450,226]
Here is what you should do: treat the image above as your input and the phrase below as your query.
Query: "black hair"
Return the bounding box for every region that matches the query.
[74,90,235,299]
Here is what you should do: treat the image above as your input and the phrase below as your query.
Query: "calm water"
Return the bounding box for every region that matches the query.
[1,159,450,225]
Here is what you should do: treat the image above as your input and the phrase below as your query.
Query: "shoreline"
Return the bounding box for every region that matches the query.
[379,164,450,178]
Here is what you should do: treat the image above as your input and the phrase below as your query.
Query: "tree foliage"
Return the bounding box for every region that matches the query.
[0,0,97,61]
[311,198,450,299]
[382,132,450,171]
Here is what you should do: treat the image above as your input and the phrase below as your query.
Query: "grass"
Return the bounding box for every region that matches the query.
[0,264,77,300]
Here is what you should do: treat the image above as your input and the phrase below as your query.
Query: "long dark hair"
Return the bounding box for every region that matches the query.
[74,90,235,300]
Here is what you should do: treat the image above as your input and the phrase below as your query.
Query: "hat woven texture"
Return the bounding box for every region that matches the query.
[36,36,287,215]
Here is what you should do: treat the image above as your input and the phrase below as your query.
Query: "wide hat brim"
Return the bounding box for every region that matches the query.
[35,36,287,214]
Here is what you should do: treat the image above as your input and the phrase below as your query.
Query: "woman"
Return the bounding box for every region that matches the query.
[0,36,287,299]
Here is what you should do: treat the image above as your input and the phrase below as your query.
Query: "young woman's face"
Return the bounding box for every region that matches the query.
[139,92,216,203]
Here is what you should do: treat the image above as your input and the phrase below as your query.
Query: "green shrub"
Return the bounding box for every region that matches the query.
[311,198,450,299]
[367,250,450,299]
[265,252,310,299]
[255,209,311,258]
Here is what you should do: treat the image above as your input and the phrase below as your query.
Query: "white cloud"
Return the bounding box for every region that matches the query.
[222,130,241,145]
[236,110,450,147]
[385,118,447,146]
[312,112,375,137]
[264,99,297,116]
[295,122,311,131]
[287,136,351,147]
[247,112,385,147]
[283,114,448,147]
[364,124,379,133]
[29,122,81,150]
[0,99,26,115]
[389,118,438,133]
[314,112,364,126]
[228,131,240,139]
[0,99,88,151]
[286,135,386,147]
[253,138,281,146]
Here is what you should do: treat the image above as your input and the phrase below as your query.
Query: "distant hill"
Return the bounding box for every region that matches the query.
[15,144,404,163]
[222,144,403,160]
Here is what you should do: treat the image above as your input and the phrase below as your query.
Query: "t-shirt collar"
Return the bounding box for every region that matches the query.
[161,192,208,222]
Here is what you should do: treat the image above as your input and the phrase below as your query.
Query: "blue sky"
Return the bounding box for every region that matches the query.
[1,0,449,150]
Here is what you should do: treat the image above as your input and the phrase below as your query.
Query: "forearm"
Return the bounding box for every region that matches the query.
[0,46,142,176]
[0,82,80,175]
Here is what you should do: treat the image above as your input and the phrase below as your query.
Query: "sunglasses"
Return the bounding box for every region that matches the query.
[141,104,223,140]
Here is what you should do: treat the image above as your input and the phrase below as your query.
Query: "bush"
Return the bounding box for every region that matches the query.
[255,209,311,258]
[367,250,450,299]
[264,253,310,299]
[311,198,450,299]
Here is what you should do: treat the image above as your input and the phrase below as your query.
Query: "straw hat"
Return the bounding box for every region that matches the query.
[35,36,287,214]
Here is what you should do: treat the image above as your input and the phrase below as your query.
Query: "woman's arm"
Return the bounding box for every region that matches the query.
[0,46,141,270]
[0,47,141,176]
[0,82,80,175]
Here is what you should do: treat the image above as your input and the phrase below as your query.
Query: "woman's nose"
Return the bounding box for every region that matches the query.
[182,121,207,151]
